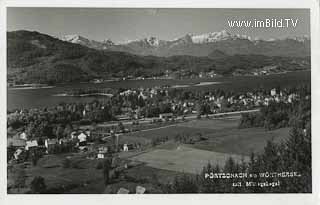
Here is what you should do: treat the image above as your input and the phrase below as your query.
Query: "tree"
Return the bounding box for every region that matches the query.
[169,174,199,193]
[30,149,40,166]
[30,176,46,193]
[14,168,26,191]
[118,122,125,132]
[103,159,112,186]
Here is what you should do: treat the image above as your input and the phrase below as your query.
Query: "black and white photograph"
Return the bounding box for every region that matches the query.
[2,1,319,198]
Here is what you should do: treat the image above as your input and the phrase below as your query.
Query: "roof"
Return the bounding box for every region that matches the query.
[26,140,38,148]
[78,133,87,142]
[45,138,58,146]
[136,186,146,194]
[117,188,130,194]
[159,113,173,117]
[7,138,26,147]
[19,132,27,140]
[59,138,70,143]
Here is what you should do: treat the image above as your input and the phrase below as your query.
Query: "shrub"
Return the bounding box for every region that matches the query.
[61,158,71,168]
[70,160,81,169]
[30,176,46,194]
[96,160,104,169]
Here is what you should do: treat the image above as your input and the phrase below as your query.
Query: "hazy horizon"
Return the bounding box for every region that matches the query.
[7,8,310,43]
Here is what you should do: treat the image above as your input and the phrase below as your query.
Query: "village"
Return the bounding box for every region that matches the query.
[7,85,306,162]
[6,83,309,194]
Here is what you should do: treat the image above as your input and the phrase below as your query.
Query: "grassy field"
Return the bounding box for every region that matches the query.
[66,164,182,193]
[8,153,105,193]
[131,145,249,174]
[127,117,290,174]
[127,117,289,156]
[189,127,290,156]
[8,149,184,194]
[177,117,240,130]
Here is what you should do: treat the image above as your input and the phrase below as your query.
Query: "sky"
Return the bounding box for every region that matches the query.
[7,8,310,43]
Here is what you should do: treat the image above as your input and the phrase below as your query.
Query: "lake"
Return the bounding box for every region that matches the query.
[7,71,310,110]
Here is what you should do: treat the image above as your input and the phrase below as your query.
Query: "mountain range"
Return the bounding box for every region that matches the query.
[59,30,310,57]
[7,30,310,84]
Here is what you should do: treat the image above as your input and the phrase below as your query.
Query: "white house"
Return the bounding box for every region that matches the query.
[97,147,108,158]
[19,132,27,140]
[78,133,87,142]
[25,140,38,150]
[123,144,129,152]
[117,188,130,194]
[136,186,146,194]
[159,113,173,120]
[78,133,87,146]
[45,138,58,148]
[270,88,277,96]
[13,148,24,160]
[71,131,78,139]
[85,129,91,137]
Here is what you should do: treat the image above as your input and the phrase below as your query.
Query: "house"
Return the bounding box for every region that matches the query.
[70,131,78,139]
[19,132,27,140]
[13,148,24,160]
[78,132,87,146]
[25,140,38,151]
[97,147,108,159]
[136,185,146,194]
[97,152,108,159]
[123,144,128,152]
[59,138,70,145]
[84,129,91,138]
[45,138,59,154]
[138,92,147,100]
[117,188,130,194]
[159,113,173,120]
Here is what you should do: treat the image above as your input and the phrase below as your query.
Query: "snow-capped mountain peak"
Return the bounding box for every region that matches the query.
[190,30,234,44]
[102,38,115,46]
[59,31,310,57]
[286,35,310,42]
[60,34,115,49]
[145,36,160,47]
[61,34,89,44]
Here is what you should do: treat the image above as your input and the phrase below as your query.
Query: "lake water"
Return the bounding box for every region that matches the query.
[7,71,310,110]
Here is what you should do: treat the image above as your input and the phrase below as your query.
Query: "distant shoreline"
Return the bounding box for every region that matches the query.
[8,84,55,90]
[7,70,310,88]
[53,93,113,97]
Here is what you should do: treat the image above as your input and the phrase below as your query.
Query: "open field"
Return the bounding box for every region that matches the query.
[8,153,104,193]
[189,127,290,156]
[131,145,249,174]
[128,117,290,155]
[127,117,290,155]
[177,117,240,130]
[126,117,290,174]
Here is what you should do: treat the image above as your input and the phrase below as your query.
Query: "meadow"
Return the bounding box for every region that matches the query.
[129,117,290,174]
